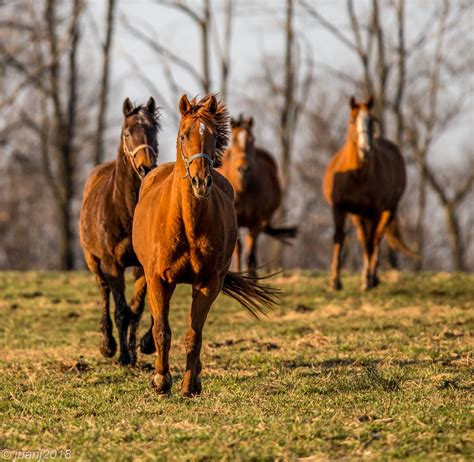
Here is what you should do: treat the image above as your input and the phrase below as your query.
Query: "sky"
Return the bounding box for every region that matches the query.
[85,0,474,166]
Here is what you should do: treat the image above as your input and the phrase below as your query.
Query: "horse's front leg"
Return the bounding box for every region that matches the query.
[148,278,175,395]
[355,217,376,291]
[330,206,346,290]
[128,267,147,364]
[103,264,131,365]
[181,277,221,397]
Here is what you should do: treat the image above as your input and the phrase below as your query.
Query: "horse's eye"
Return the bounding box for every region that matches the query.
[180,134,185,141]
[124,131,130,137]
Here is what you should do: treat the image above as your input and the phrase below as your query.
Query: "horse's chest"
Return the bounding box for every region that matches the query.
[159,234,219,283]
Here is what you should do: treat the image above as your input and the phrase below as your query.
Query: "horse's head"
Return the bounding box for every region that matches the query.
[178,94,230,199]
[229,114,256,191]
[121,97,160,178]
[349,96,376,161]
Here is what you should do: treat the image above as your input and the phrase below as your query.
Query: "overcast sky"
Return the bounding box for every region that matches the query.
[86,0,473,165]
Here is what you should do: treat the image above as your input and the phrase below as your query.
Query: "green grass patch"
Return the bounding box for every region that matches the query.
[0,270,472,460]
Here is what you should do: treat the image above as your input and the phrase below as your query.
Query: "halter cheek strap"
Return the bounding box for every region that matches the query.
[122,135,157,178]
[179,140,215,179]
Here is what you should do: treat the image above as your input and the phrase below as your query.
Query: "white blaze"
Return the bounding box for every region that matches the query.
[356,110,371,160]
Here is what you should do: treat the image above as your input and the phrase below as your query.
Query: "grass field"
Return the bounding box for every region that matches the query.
[0,271,472,461]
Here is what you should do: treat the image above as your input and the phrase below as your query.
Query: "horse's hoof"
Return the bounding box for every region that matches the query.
[140,332,156,355]
[99,336,117,358]
[151,372,172,395]
[118,351,132,366]
[361,280,373,291]
[180,376,202,397]
[372,275,380,287]
[329,279,342,291]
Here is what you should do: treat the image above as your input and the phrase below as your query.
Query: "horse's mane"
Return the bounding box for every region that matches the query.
[128,104,161,130]
[185,95,230,168]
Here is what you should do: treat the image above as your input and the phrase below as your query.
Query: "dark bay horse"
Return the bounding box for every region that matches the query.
[219,115,297,274]
[323,96,416,291]
[133,95,279,396]
[80,97,160,364]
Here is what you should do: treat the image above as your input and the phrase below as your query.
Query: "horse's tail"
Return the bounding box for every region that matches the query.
[222,272,280,318]
[385,216,420,260]
[263,224,298,244]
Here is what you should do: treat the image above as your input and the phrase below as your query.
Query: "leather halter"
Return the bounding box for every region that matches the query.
[122,134,157,178]
[179,138,214,179]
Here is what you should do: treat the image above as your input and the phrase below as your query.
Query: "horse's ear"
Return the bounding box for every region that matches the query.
[238,113,243,124]
[247,116,254,129]
[146,97,156,113]
[230,117,237,127]
[366,96,374,110]
[206,95,217,114]
[123,97,134,117]
[179,94,191,116]
[349,96,358,109]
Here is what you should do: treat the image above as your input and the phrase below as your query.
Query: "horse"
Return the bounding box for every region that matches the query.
[132,95,279,397]
[219,115,297,275]
[79,97,160,365]
[323,96,416,291]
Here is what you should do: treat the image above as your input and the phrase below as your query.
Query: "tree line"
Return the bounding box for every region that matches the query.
[0,0,472,271]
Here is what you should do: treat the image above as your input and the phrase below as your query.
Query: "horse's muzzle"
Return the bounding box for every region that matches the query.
[191,174,213,199]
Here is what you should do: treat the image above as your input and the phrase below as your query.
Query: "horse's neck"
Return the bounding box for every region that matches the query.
[342,132,364,170]
[113,146,141,220]
[173,167,207,239]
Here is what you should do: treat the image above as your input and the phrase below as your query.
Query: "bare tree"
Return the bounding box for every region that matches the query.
[301,0,473,271]
[94,0,116,165]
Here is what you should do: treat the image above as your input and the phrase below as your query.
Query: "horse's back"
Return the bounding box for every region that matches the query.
[139,162,175,197]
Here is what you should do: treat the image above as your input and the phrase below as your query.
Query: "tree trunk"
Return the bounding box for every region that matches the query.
[444,203,465,271]
[94,0,116,165]
[272,0,295,269]
[415,153,426,271]
[201,0,211,93]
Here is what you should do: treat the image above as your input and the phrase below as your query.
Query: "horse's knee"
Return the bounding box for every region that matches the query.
[152,322,171,348]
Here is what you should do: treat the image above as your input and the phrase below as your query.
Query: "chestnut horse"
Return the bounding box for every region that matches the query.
[323,96,416,291]
[80,97,159,364]
[219,115,297,274]
[133,95,279,396]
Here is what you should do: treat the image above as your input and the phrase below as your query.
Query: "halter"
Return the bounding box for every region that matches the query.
[122,134,157,178]
[179,138,215,179]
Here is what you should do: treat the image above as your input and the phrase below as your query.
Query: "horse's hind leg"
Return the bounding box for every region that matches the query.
[181,277,221,397]
[148,278,175,395]
[84,251,116,358]
[245,231,259,277]
[369,211,393,287]
[233,235,243,272]
[103,265,131,365]
[330,207,346,290]
[129,267,147,364]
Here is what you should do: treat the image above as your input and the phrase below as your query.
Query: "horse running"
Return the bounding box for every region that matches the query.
[323,96,416,290]
[219,115,297,274]
[133,95,279,396]
[80,97,159,364]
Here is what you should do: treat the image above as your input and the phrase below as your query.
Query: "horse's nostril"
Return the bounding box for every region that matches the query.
[191,176,200,189]
[205,175,213,189]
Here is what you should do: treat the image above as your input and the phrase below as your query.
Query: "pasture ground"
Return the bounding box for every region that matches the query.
[0,271,472,461]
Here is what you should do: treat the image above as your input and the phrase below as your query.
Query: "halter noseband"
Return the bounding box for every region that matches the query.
[122,134,157,178]
[179,138,215,179]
